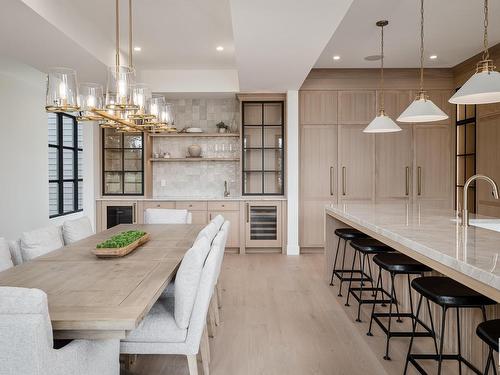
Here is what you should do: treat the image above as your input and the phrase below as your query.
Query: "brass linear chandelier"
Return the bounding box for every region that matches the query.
[45,0,176,133]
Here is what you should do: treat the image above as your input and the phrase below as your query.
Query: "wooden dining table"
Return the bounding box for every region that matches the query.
[0,224,203,340]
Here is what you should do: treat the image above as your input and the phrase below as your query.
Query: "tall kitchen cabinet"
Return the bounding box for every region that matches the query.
[300,91,338,249]
[338,91,376,202]
[299,88,454,251]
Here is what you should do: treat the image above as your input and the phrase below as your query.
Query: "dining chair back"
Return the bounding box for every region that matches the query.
[195,222,219,244]
[0,238,14,272]
[62,216,93,244]
[0,287,120,375]
[144,208,192,224]
[210,214,224,230]
[20,225,64,262]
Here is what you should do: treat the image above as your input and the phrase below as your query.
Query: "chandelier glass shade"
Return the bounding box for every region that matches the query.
[105,66,137,111]
[77,83,104,121]
[45,67,79,113]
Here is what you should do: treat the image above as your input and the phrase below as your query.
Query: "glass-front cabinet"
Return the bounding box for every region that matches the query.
[242,101,284,195]
[455,103,476,212]
[102,128,144,195]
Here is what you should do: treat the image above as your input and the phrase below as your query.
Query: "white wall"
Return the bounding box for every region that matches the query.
[0,57,97,239]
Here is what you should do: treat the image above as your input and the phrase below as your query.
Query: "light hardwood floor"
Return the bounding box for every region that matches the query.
[126,254,463,375]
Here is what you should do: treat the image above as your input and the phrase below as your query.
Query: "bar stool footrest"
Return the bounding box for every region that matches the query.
[408,354,483,375]
[349,287,392,305]
[334,270,371,283]
[372,312,434,338]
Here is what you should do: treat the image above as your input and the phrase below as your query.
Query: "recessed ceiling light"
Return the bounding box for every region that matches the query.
[216,46,224,52]
[333,55,340,60]
[429,55,437,59]
[134,46,141,52]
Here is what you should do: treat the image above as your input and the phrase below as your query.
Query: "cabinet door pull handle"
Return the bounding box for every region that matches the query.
[342,167,346,196]
[405,166,410,196]
[209,213,212,220]
[246,203,250,223]
[132,202,137,224]
[417,167,422,196]
[329,167,334,196]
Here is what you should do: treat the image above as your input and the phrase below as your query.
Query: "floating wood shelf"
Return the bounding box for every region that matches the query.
[149,133,239,138]
[150,158,240,162]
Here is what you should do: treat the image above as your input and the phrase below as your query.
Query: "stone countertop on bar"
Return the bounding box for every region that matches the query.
[325,202,500,293]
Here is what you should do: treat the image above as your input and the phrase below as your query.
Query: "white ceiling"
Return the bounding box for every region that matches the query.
[71,0,237,70]
[6,0,500,93]
[316,0,500,69]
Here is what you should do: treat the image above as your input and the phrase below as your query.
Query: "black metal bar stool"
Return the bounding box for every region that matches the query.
[476,319,500,375]
[329,228,370,297]
[367,253,437,361]
[345,238,396,322]
[404,276,497,375]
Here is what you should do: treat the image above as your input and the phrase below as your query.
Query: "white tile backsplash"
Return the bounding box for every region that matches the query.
[152,97,241,197]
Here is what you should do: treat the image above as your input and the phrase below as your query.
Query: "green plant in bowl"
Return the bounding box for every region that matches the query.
[96,230,146,249]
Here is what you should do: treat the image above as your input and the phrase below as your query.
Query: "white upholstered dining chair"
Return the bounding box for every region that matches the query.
[209,214,224,230]
[0,238,14,272]
[144,208,192,224]
[0,287,120,375]
[121,235,222,375]
[19,225,64,262]
[62,216,94,244]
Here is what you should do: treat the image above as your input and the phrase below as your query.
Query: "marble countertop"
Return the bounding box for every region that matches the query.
[97,196,287,201]
[325,202,500,293]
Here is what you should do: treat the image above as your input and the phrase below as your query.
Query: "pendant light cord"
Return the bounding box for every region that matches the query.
[129,0,133,68]
[380,23,385,112]
[419,0,424,92]
[115,0,120,69]
[483,0,490,61]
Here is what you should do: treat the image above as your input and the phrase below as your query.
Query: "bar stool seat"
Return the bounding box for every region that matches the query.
[405,276,497,375]
[368,253,435,360]
[477,319,500,352]
[412,276,496,307]
[346,238,396,322]
[330,228,371,297]
[351,238,395,254]
[477,319,500,375]
[334,228,369,240]
[373,253,432,274]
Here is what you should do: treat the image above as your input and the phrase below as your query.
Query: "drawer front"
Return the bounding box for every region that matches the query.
[175,201,208,211]
[143,201,175,209]
[191,211,208,224]
[207,201,240,211]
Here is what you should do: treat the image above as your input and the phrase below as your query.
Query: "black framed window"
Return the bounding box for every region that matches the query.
[455,101,477,213]
[102,128,144,195]
[48,113,83,218]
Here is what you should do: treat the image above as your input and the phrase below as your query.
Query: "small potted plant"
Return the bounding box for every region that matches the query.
[216,121,229,134]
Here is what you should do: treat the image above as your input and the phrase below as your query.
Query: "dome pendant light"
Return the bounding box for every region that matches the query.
[364,20,401,133]
[449,0,500,104]
[398,0,448,122]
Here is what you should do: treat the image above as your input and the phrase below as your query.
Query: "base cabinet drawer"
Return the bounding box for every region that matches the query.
[207,201,240,211]
[176,201,208,211]
[143,201,175,209]
[209,210,239,248]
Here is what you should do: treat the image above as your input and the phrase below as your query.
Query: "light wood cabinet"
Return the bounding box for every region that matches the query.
[378,90,412,122]
[299,91,338,125]
[414,125,452,205]
[375,124,413,200]
[300,125,337,247]
[209,210,240,248]
[244,201,282,249]
[338,124,374,201]
[338,91,376,124]
[143,201,175,209]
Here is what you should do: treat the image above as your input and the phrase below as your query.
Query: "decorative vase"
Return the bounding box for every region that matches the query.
[218,127,227,134]
[187,144,202,158]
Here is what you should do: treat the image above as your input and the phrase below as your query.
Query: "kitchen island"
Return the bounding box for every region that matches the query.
[325,202,500,302]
